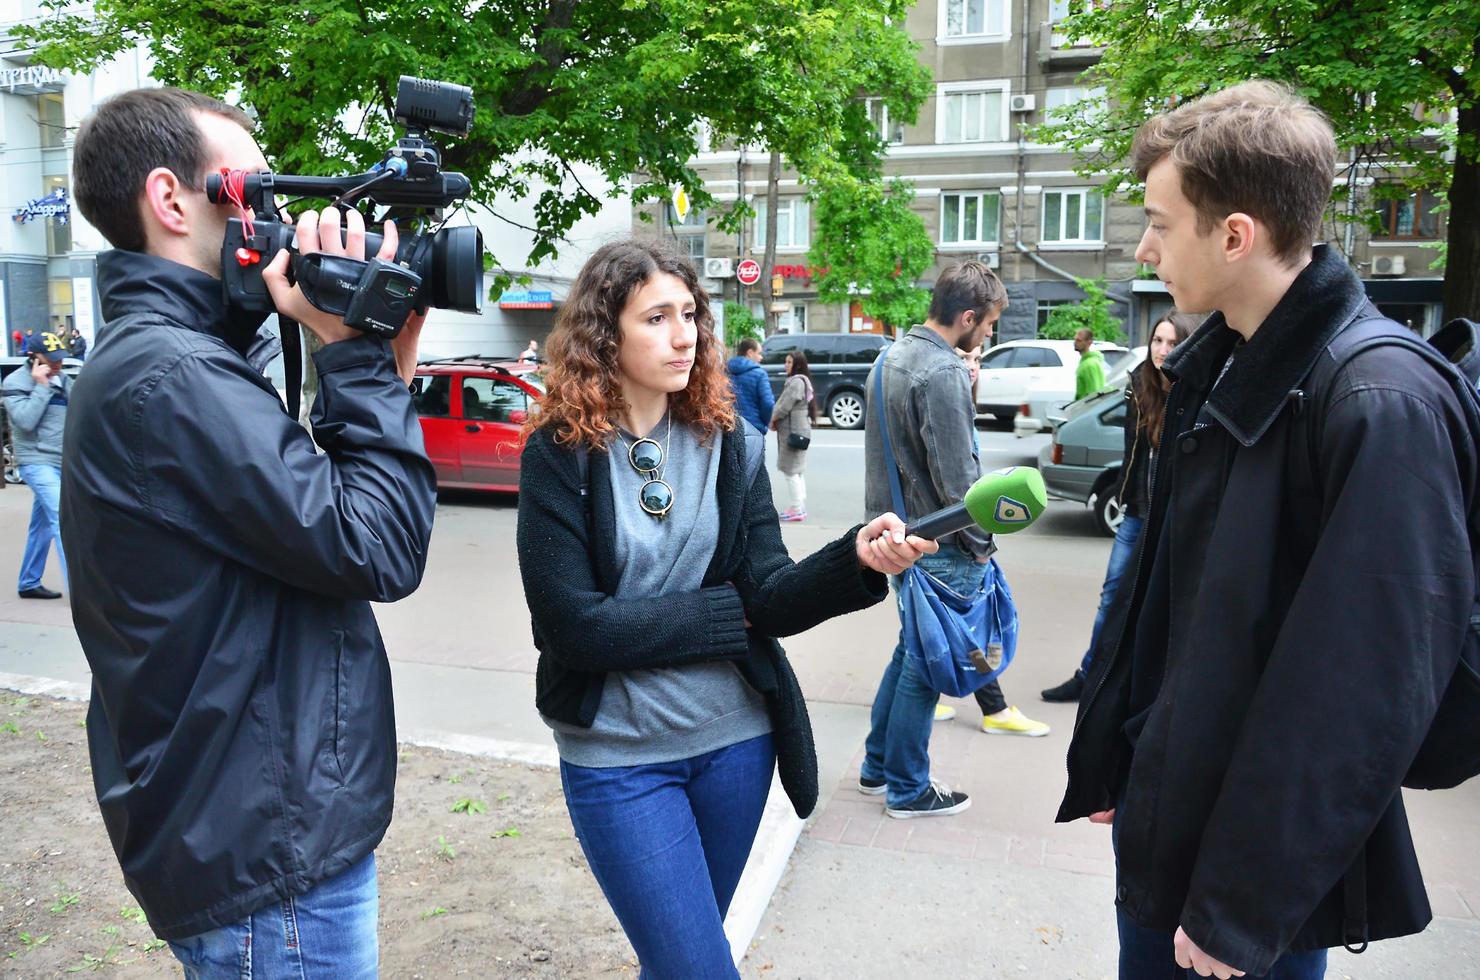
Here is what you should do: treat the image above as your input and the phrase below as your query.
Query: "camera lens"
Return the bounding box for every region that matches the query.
[430,225,483,314]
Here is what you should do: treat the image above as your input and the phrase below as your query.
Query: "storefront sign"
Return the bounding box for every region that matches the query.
[1,66,64,92]
[498,289,554,310]
[13,189,69,224]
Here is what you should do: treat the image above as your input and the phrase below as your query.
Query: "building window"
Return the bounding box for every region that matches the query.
[940,0,1008,41]
[37,93,66,149]
[780,303,808,334]
[938,84,1007,143]
[1375,189,1440,240]
[44,175,70,255]
[1042,189,1103,244]
[1045,86,1107,118]
[666,202,706,230]
[941,192,1001,245]
[754,198,810,250]
[865,98,904,145]
[1037,299,1070,329]
[677,232,706,264]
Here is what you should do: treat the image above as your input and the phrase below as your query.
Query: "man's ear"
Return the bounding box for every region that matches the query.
[1222,212,1259,264]
[142,167,191,239]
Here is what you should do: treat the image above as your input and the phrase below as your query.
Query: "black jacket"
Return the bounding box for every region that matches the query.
[1059,245,1477,974]
[1117,363,1154,519]
[517,424,888,817]
[61,250,436,940]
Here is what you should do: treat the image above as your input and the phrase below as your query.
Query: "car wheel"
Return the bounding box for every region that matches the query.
[1091,484,1124,538]
[828,390,865,430]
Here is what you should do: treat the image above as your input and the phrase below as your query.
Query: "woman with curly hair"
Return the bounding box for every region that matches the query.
[517,239,935,977]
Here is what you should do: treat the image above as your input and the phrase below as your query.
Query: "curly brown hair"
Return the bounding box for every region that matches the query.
[527,239,735,450]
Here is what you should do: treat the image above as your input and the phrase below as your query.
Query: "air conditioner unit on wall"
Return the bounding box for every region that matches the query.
[977,252,1001,269]
[704,257,734,279]
[1009,94,1036,114]
[1373,255,1406,277]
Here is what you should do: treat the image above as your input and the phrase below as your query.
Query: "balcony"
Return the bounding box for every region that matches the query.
[1038,23,1105,71]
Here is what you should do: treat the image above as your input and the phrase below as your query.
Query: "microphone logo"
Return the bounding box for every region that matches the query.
[995,496,1030,524]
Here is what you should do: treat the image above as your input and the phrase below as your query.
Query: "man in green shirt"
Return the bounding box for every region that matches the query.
[1074,328,1106,400]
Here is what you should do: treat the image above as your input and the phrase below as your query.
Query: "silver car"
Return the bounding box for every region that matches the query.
[1037,382,1135,537]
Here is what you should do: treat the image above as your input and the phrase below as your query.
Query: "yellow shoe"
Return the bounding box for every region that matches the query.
[934,704,957,722]
[980,706,1050,737]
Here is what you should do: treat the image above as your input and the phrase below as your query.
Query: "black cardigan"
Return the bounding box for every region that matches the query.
[517,423,888,817]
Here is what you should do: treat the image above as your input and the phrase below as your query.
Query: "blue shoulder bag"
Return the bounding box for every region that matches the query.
[873,363,1018,697]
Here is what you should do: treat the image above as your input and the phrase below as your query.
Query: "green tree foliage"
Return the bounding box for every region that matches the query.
[1034,0,1479,318]
[1038,278,1125,343]
[721,301,765,349]
[24,0,929,294]
[808,177,932,332]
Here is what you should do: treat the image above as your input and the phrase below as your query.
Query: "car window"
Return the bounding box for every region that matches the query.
[838,339,887,364]
[461,376,530,423]
[1100,400,1129,427]
[761,337,800,365]
[411,374,451,417]
[981,346,1017,368]
[1013,347,1062,368]
[800,336,837,365]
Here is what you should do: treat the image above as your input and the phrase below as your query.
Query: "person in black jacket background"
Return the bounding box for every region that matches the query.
[60,88,436,977]
[517,239,934,979]
[1059,81,1477,979]
[1041,311,1195,703]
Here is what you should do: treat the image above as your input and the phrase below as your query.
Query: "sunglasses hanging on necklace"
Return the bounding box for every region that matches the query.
[620,412,674,519]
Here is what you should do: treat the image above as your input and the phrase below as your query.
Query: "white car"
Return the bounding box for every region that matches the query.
[1016,346,1148,437]
[973,339,1129,428]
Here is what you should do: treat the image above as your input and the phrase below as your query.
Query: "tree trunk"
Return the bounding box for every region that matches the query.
[762,150,781,336]
[1444,102,1480,322]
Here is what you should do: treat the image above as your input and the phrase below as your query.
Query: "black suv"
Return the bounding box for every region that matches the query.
[761,332,891,430]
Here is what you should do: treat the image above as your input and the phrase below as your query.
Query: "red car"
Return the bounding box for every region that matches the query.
[411,357,543,492]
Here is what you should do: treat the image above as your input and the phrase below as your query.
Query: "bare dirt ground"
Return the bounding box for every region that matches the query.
[0,692,636,978]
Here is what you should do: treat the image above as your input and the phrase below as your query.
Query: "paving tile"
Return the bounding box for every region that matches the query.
[1043,851,1116,879]
[805,810,848,844]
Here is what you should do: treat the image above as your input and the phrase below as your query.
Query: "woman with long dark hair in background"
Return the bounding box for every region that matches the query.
[516,239,936,977]
[1041,310,1199,703]
[771,350,817,522]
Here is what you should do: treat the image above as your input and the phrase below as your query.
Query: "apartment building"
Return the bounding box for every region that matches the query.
[633,0,1449,345]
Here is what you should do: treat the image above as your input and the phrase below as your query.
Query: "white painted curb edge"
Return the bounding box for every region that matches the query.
[396,726,561,769]
[0,671,90,701]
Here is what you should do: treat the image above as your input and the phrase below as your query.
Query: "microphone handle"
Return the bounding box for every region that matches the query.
[905,502,972,541]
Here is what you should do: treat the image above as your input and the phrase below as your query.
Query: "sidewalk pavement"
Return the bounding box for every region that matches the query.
[3,485,1480,977]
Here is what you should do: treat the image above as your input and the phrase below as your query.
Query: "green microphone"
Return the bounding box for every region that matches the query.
[906,466,1048,539]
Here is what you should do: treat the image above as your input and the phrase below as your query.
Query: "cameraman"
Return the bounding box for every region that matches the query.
[60,87,435,977]
[3,331,71,599]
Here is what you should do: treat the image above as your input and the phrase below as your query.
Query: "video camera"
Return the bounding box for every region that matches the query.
[205,76,484,339]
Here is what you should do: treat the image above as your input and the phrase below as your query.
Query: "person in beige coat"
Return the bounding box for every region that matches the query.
[770,351,816,522]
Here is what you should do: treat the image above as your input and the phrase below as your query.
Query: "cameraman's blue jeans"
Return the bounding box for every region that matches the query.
[17,463,67,593]
[168,852,378,979]
[561,733,775,979]
[862,546,994,808]
[1078,514,1143,677]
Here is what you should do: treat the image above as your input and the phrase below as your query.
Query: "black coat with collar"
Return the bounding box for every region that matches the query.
[1059,245,1478,974]
[517,422,888,817]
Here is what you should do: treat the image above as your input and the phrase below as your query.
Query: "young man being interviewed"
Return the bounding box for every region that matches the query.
[1060,81,1476,978]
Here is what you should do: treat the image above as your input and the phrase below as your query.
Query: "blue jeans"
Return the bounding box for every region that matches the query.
[862,546,996,808]
[1117,907,1327,979]
[561,733,775,980]
[1078,514,1144,676]
[17,462,67,592]
[168,852,379,979]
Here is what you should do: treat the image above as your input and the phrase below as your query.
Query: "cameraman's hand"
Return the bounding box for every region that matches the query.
[391,310,426,387]
[263,207,399,347]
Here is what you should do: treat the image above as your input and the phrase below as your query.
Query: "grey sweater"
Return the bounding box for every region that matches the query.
[2,368,69,468]
[547,418,772,767]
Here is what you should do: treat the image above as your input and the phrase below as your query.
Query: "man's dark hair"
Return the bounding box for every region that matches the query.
[736,338,761,357]
[73,87,254,252]
[928,261,1007,328]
